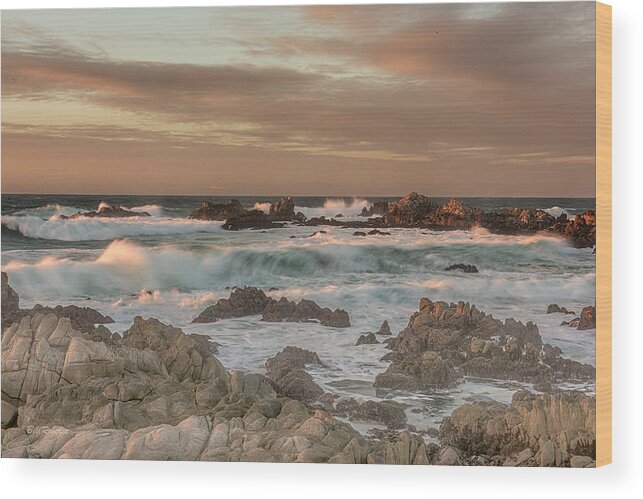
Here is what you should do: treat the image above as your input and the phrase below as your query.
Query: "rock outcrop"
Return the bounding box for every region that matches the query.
[222,209,284,230]
[376,320,391,335]
[378,298,594,390]
[577,306,596,330]
[547,304,575,315]
[265,347,325,402]
[193,288,350,328]
[355,332,379,346]
[187,200,244,221]
[269,196,295,221]
[438,391,596,466]
[61,204,149,219]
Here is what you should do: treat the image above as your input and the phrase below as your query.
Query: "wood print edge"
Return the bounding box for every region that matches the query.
[595,0,612,468]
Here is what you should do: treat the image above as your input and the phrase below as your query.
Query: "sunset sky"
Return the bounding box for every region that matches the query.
[1,2,596,196]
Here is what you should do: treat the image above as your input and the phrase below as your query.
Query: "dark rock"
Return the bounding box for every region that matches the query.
[61,203,150,219]
[356,332,379,346]
[1,272,20,327]
[223,209,284,230]
[353,231,367,237]
[192,287,271,323]
[376,320,391,335]
[367,229,391,236]
[262,297,350,328]
[269,196,295,221]
[384,192,438,226]
[547,304,575,315]
[578,306,596,330]
[187,199,244,221]
[445,264,479,273]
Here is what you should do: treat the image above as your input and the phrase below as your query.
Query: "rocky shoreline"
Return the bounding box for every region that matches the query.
[1,273,596,465]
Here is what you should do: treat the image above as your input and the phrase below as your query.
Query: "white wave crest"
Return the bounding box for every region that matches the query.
[253,202,272,213]
[1,215,222,241]
[295,197,370,218]
[13,203,85,219]
[543,206,571,218]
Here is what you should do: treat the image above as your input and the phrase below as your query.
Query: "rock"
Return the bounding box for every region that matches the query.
[547,304,575,314]
[192,287,271,323]
[262,297,350,328]
[438,391,596,465]
[445,263,479,273]
[570,455,595,468]
[353,231,367,237]
[340,399,407,430]
[265,347,325,402]
[578,306,596,330]
[1,272,20,326]
[355,332,379,346]
[1,400,18,429]
[433,445,463,466]
[29,304,114,333]
[374,351,461,391]
[367,431,429,464]
[503,448,534,466]
[367,229,391,236]
[376,320,391,335]
[187,199,244,220]
[269,196,295,221]
[360,201,390,218]
[384,192,438,226]
[123,316,226,382]
[222,209,284,230]
[61,203,150,219]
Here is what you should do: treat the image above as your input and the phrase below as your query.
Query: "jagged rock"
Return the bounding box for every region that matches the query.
[376,320,391,335]
[367,431,430,464]
[265,347,325,402]
[269,196,295,221]
[384,192,438,226]
[578,306,596,330]
[187,200,244,221]
[222,209,284,230]
[123,316,226,382]
[433,445,463,466]
[332,398,407,430]
[547,304,575,315]
[1,272,20,325]
[438,391,596,466]
[355,332,379,346]
[192,287,271,323]
[262,297,350,328]
[445,263,478,273]
[360,201,390,218]
[375,351,461,391]
[1,400,18,429]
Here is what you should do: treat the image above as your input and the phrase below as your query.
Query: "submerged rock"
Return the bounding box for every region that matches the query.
[61,204,150,219]
[445,263,479,273]
[262,297,350,328]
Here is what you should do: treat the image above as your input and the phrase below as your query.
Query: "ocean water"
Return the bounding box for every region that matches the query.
[1,194,596,436]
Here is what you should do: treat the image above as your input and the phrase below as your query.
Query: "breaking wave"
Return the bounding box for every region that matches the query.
[295,197,370,218]
[1,215,223,241]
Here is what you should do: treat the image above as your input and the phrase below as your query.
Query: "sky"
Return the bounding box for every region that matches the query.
[1,2,596,196]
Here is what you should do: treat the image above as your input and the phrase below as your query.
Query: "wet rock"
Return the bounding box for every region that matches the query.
[578,306,596,330]
[355,332,379,346]
[269,196,295,221]
[445,263,479,273]
[384,192,438,226]
[62,204,150,219]
[547,304,575,314]
[376,320,391,335]
[192,287,271,323]
[367,229,391,236]
[187,199,244,221]
[374,351,461,391]
[360,201,390,218]
[353,231,367,237]
[222,209,284,230]
[262,297,350,328]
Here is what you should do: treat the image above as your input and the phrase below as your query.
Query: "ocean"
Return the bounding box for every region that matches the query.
[1,194,596,437]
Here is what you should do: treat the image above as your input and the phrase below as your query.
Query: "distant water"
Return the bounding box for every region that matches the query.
[0,194,596,437]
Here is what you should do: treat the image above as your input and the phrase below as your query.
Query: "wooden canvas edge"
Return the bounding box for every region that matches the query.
[595,1,612,468]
